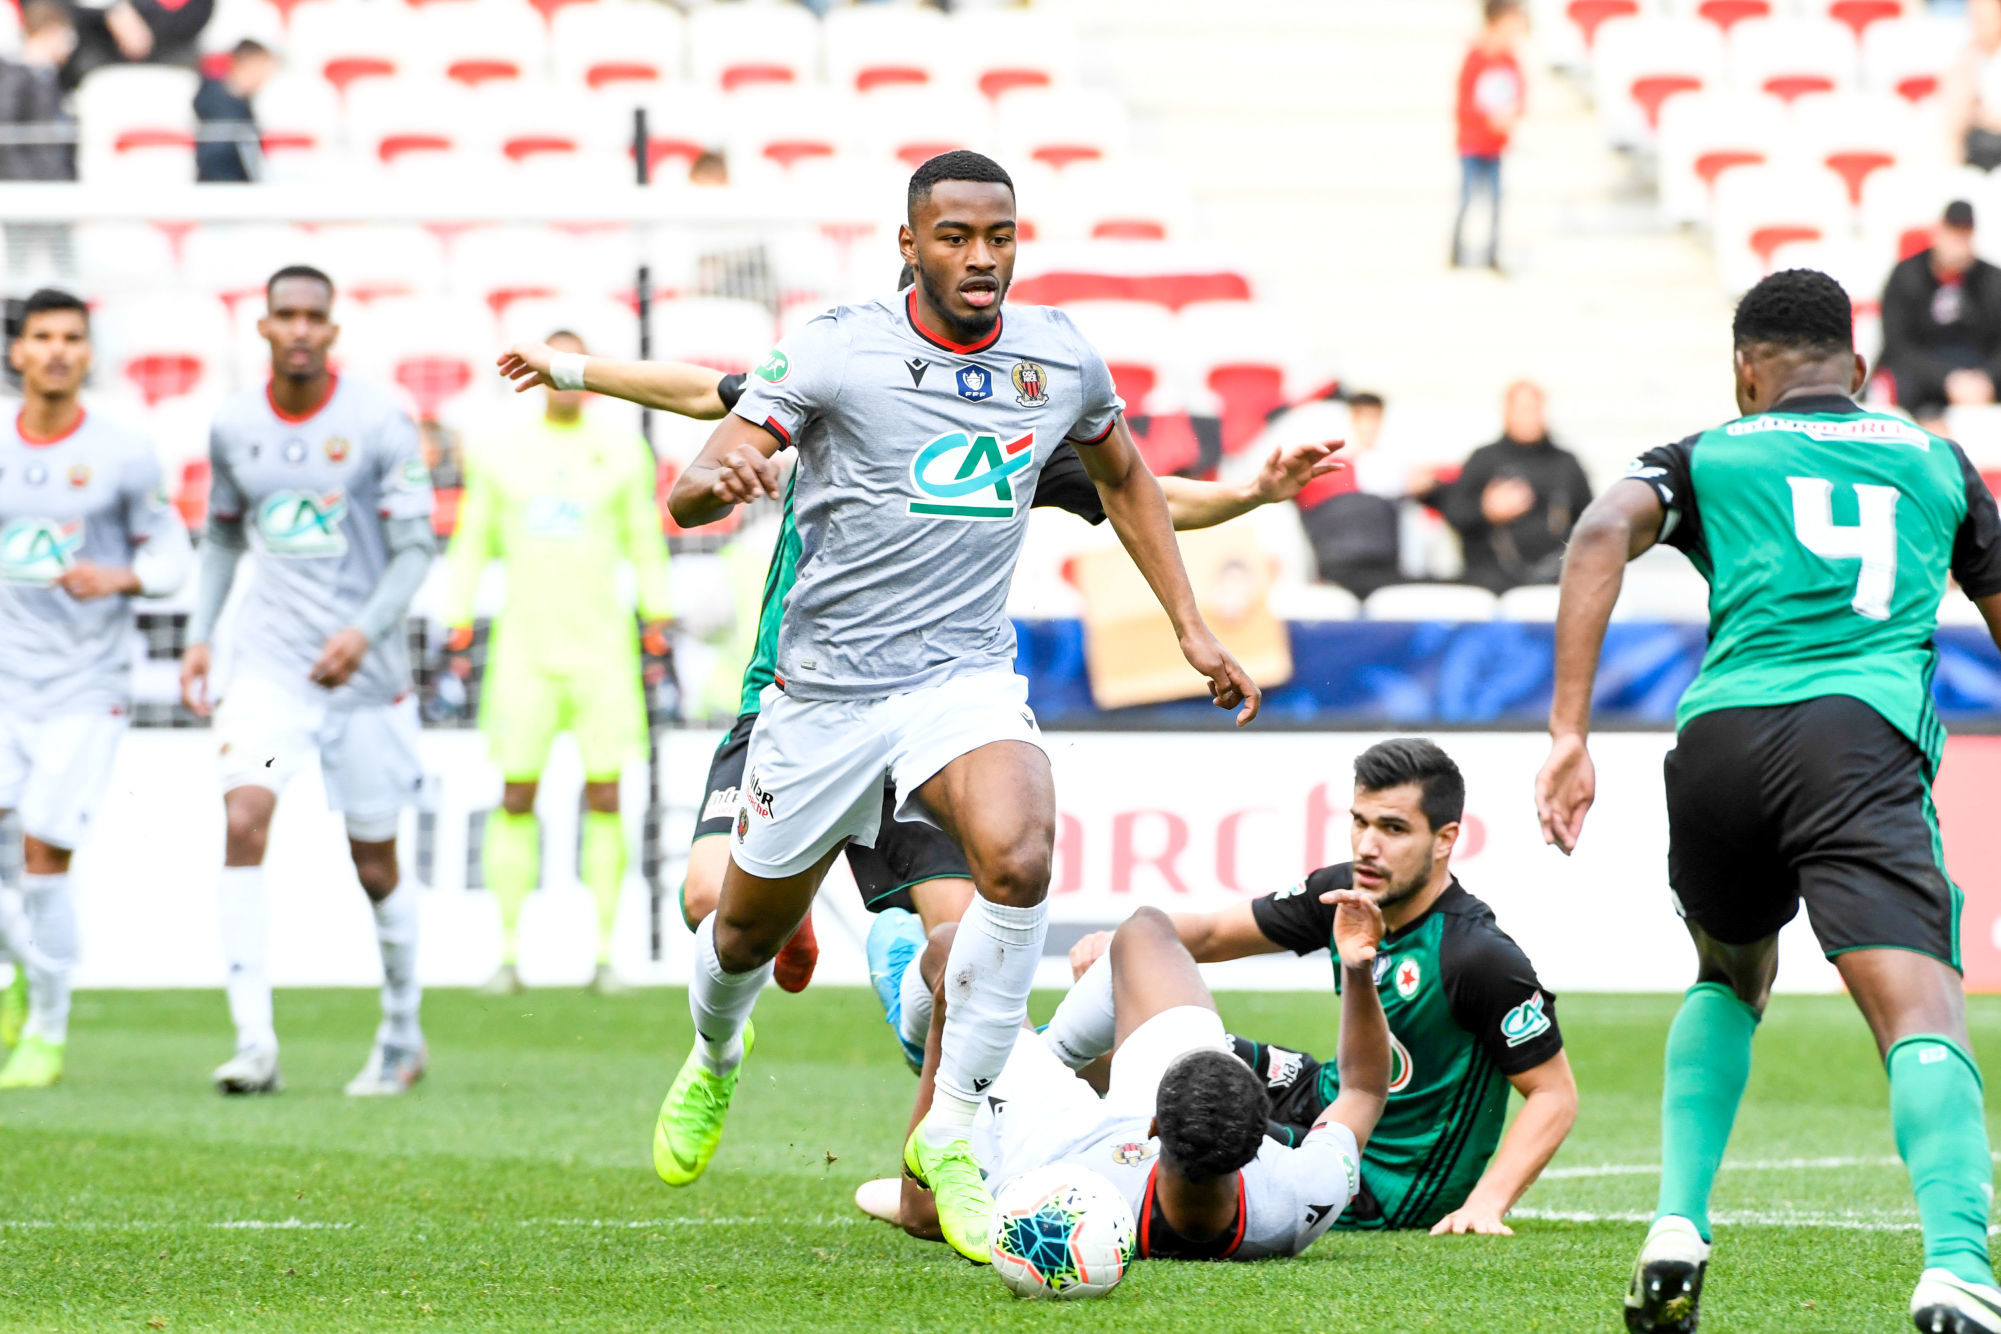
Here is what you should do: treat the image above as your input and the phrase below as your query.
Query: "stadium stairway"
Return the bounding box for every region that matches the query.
[1064,0,1737,479]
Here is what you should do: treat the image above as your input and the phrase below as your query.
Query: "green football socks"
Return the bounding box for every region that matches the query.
[1656,981,1761,1242]
[1888,1034,1997,1289]
[483,810,539,965]
[580,811,626,965]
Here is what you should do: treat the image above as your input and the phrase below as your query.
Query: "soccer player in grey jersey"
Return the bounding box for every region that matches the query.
[179,266,437,1098]
[0,289,191,1089]
[651,151,1261,1263]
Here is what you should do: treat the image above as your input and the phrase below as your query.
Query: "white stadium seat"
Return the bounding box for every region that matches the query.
[953,7,1082,99]
[822,3,947,95]
[1176,298,1311,456]
[1711,165,1854,292]
[687,1,818,93]
[849,85,996,171]
[181,224,319,307]
[250,75,344,185]
[1267,582,1362,622]
[550,1,686,92]
[95,295,233,408]
[648,296,775,373]
[1726,18,1859,104]
[1656,92,1790,225]
[410,1,546,89]
[344,79,483,182]
[338,295,497,423]
[1496,584,1566,622]
[1362,584,1500,621]
[74,66,199,186]
[301,223,451,303]
[499,295,642,361]
[720,84,858,182]
[1862,15,1963,104]
[1057,299,1179,419]
[1592,15,1727,149]
[993,86,1131,172]
[285,2,415,95]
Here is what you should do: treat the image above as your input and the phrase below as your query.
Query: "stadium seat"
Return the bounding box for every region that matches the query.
[1047,161,1199,242]
[1859,164,1977,269]
[302,223,451,303]
[1685,0,1771,37]
[823,4,946,94]
[550,2,686,91]
[953,7,1083,100]
[1592,16,1727,148]
[339,296,496,422]
[1361,584,1499,621]
[409,1,544,88]
[1177,299,1309,456]
[472,81,629,186]
[993,86,1131,171]
[1862,16,1963,104]
[249,75,342,185]
[1791,92,1937,207]
[96,296,233,408]
[345,79,482,181]
[621,86,725,177]
[687,1,818,93]
[1496,584,1565,621]
[1266,582,1362,622]
[285,2,414,94]
[73,66,199,185]
[1727,18,1858,104]
[1817,0,1906,42]
[72,222,180,293]
[1655,91,1789,225]
[1562,0,1643,53]
[649,296,774,372]
[1051,299,1174,419]
[720,85,857,181]
[201,0,284,58]
[498,294,641,360]
[1711,166,1853,291]
[849,86,995,171]
[181,223,319,311]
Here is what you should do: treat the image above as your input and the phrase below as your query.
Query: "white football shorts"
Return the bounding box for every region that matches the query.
[213,674,422,841]
[729,669,1045,879]
[0,707,128,851]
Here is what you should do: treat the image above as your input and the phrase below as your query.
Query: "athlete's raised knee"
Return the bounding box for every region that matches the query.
[971,841,1051,908]
[712,910,787,974]
[222,792,273,865]
[1110,905,1175,962]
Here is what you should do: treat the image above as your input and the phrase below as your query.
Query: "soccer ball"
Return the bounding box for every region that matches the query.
[988,1164,1136,1300]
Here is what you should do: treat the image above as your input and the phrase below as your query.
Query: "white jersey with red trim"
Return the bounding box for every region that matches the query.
[0,408,177,716]
[729,291,1123,701]
[207,377,431,707]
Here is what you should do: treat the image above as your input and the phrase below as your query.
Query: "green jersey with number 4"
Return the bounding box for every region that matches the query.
[1629,395,2001,767]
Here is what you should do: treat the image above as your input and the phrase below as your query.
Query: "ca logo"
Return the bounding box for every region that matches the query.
[257,490,349,557]
[908,429,1035,520]
[0,517,83,582]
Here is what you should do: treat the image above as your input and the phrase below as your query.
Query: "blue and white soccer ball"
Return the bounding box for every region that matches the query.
[988,1164,1136,1300]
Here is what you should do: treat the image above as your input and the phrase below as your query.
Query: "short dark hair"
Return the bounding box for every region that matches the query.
[1353,737,1465,832]
[232,38,271,60]
[896,262,916,290]
[1732,269,1852,357]
[1154,1049,1267,1182]
[907,150,1014,215]
[266,264,335,304]
[16,288,88,335]
[1485,0,1523,20]
[1348,391,1384,412]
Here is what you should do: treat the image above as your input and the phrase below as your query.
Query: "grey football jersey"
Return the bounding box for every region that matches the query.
[207,377,432,706]
[0,408,178,715]
[731,291,1122,701]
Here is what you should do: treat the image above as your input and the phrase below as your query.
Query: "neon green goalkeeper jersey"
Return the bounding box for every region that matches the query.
[443,411,673,675]
[1627,396,2001,768]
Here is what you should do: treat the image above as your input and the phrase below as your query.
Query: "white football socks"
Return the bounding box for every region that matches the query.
[688,914,770,1077]
[929,894,1046,1140]
[217,865,275,1052]
[18,873,75,1045]
[897,946,934,1050]
[371,883,422,1048]
[1042,950,1115,1071]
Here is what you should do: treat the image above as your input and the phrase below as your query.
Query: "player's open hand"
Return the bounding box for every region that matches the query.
[1068,929,1113,980]
[1534,732,1596,855]
[496,341,556,393]
[1326,889,1385,969]
[709,447,784,506]
[1430,1202,1515,1236]
[180,641,214,717]
[311,627,370,689]
[1179,628,1260,726]
[54,561,138,601]
[1253,439,1345,504]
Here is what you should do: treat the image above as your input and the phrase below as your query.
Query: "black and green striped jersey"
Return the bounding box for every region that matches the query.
[733,443,1108,717]
[1626,395,2001,767]
[1250,868,1561,1231]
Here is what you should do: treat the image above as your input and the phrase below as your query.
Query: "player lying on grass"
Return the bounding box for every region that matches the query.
[872,900,1388,1260]
[0,288,192,1089]
[446,329,674,995]
[1535,267,2001,1334]
[498,306,1341,1040]
[1064,738,1576,1235]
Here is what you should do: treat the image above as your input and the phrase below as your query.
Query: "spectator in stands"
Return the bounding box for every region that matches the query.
[1877,201,2001,429]
[61,0,215,91]
[1948,0,2001,170]
[688,150,729,187]
[0,2,76,183]
[193,39,273,184]
[1452,0,1527,271]
[1442,380,1592,592]
[1298,392,1406,598]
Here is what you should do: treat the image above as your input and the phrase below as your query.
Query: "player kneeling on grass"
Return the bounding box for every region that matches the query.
[869,901,1388,1261]
[181,265,436,1098]
[1068,737,1576,1235]
[0,289,192,1088]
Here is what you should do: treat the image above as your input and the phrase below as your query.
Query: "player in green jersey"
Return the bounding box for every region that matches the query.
[1063,737,1577,1235]
[1536,269,2001,1334]
[446,331,679,993]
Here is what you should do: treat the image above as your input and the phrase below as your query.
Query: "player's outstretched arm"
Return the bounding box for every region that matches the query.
[1319,890,1390,1150]
[1430,1051,1578,1236]
[496,342,733,420]
[668,415,784,529]
[1066,902,1283,977]
[1158,440,1344,531]
[1075,416,1261,724]
[1536,479,1665,854]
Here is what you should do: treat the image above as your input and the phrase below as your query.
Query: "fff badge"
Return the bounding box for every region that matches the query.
[956,365,993,401]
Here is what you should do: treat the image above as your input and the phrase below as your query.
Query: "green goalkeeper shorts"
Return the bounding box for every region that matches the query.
[480,657,646,782]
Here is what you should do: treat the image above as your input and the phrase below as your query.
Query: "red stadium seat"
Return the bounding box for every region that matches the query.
[411,2,542,88]
[1131,412,1201,477]
[1899,225,1932,259]
[1863,16,1961,105]
[824,4,945,95]
[286,2,410,94]
[98,296,231,408]
[1713,166,1852,290]
[1729,18,1857,104]
[1655,92,1789,224]
[550,2,681,89]
[1565,0,1639,50]
[1135,272,1253,309]
[74,67,199,184]
[1179,299,1308,455]
[957,9,1081,101]
[1106,362,1159,417]
[689,2,816,92]
[1791,92,1926,206]
[1826,0,1904,41]
[1694,0,1770,35]
[1592,17,1726,146]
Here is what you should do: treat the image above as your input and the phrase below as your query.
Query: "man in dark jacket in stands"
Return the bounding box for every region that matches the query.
[1877,200,2001,431]
[194,38,273,183]
[61,0,214,91]
[1441,380,1592,593]
[0,2,76,182]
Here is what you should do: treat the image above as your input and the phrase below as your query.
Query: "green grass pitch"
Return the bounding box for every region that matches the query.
[5,986,1999,1332]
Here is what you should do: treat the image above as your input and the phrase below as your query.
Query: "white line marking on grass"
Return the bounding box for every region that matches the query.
[1513,1207,2001,1235]
[0,1219,355,1231]
[520,1217,861,1229]
[1543,1155,1902,1180]
[212,1220,354,1230]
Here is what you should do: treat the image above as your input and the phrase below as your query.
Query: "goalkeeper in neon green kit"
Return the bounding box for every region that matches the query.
[444,330,674,993]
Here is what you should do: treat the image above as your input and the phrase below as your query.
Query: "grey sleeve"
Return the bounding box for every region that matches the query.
[186,516,247,646]
[349,514,436,645]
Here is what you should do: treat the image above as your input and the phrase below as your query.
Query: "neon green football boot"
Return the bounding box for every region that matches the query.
[653,1021,754,1186]
[0,1035,63,1089]
[0,969,26,1048]
[903,1114,993,1265]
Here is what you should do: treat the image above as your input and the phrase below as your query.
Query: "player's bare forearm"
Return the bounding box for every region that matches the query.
[1160,440,1343,530]
[1177,904,1280,963]
[1549,481,1662,740]
[1449,1054,1578,1229]
[585,358,729,419]
[669,416,784,528]
[1324,957,1391,1148]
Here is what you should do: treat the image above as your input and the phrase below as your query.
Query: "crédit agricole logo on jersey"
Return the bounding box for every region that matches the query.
[908,428,1036,520]
[0,516,83,583]
[257,489,349,557]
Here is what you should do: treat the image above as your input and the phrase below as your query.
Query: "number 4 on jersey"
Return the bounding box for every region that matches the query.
[1788,476,1899,621]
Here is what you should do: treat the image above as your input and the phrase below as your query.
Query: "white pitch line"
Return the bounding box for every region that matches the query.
[521,1217,860,1229]
[0,1219,354,1231]
[212,1219,354,1230]
[1543,1155,1902,1180]
[1513,1207,2001,1236]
